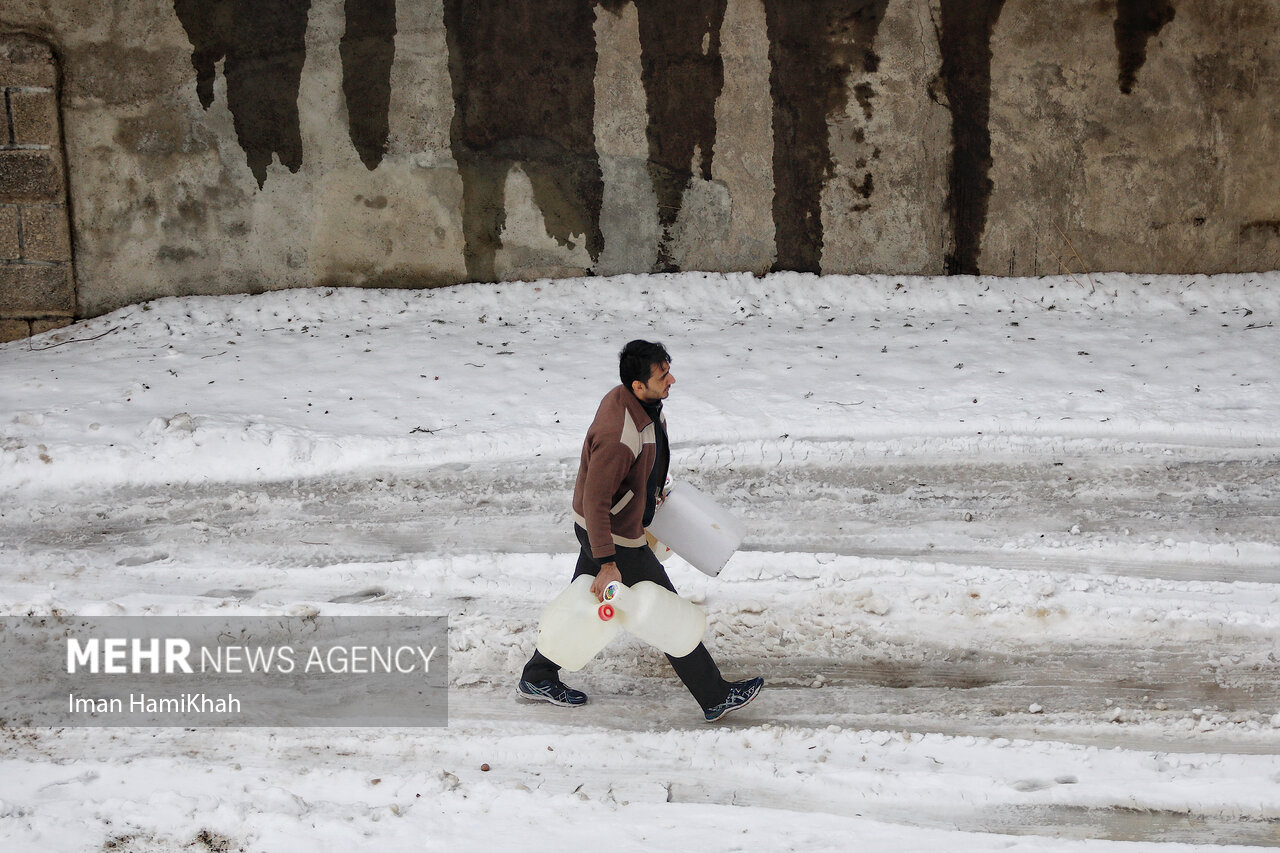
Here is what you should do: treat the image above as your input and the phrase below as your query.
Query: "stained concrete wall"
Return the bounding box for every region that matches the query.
[0,0,1277,332]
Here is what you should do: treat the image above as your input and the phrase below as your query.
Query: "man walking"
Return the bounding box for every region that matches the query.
[518,340,763,722]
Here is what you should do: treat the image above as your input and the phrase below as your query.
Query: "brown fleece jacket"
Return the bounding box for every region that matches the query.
[571,384,663,563]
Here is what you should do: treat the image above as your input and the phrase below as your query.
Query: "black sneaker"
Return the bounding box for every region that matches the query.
[517,678,588,707]
[703,677,763,722]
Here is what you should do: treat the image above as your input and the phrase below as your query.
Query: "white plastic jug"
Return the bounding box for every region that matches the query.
[602,580,705,657]
[535,575,622,671]
[646,482,745,576]
[535,577,707,669]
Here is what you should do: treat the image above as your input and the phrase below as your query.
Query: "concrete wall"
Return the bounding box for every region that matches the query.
[0,0,1277,334]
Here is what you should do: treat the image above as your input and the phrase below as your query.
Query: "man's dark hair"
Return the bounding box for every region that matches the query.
[619,340,671,388]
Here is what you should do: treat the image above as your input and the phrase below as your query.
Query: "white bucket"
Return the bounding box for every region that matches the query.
[646,482,745,576]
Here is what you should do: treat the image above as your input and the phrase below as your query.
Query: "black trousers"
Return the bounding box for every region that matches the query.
[522,526,731,711]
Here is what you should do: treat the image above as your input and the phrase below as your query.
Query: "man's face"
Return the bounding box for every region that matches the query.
[632,361,675,402]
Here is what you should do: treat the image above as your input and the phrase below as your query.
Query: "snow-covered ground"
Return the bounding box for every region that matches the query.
[2,271,1279,851]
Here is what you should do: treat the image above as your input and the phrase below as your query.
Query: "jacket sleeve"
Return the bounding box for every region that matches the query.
[580,432,636,563]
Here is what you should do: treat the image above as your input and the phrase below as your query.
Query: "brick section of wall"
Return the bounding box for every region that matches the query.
[9,88,60,145]
[3,263,74,313]
[0,34,74,344]
[19,203,72,261]
[0,205,19,260]
[0,318,30,340]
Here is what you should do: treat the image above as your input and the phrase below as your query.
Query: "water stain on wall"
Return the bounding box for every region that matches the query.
[1115,0,1176,94]
[763,0,889,274]
[603,0,728,273]
[340,0,396,170]
[169,1,1197,281]
[442,1,604,282]
[174,0,311,188]
[938,0,1006,276]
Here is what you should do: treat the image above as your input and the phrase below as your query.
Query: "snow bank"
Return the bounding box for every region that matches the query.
[3,272,1279,492]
